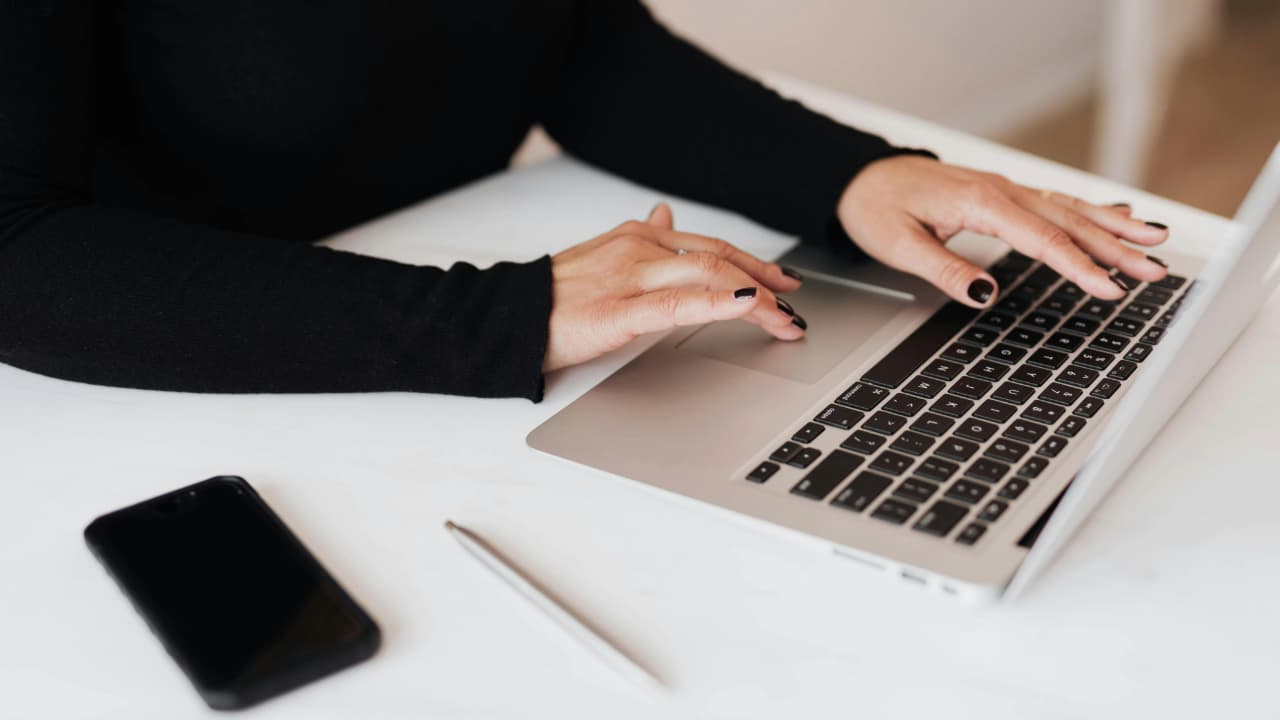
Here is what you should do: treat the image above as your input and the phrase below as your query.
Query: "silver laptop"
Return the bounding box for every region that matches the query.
[529,144,1280,601]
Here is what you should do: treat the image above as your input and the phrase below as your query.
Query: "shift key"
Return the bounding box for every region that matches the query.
[829,470,892,512]
[791,450,864,500]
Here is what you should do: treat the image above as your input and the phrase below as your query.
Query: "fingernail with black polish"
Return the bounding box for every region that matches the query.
[780,265,804,282]
[776,297,796,316]
[967,278,994,304]
[734,287,757,300]
[1146,255,1167,267]
[791,314,808,331]
[1108,267,1140,290]
[1109,202,1131,208]
[1145,221,1168,230]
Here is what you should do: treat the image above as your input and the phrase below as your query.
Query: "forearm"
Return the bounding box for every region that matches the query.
[0,204,551,398]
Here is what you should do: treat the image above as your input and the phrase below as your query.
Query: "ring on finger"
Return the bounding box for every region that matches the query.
[675,248,689,255]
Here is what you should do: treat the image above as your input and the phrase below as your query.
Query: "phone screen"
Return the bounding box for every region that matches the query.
[85,477,379,709]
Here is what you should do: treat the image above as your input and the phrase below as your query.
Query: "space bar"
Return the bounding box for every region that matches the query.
[861,302,979,388]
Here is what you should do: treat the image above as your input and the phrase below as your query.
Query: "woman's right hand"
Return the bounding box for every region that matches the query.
[543,203,805,372]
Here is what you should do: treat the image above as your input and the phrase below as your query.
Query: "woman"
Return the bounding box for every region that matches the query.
[0,1,1168,401]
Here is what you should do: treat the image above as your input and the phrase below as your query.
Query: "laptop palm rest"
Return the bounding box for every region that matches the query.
[674,277,911,384]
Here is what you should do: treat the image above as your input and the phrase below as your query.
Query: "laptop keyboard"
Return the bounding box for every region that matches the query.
[745,251,1191,546]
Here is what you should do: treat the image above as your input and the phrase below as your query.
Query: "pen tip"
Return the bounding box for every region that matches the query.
[444,519,457,531]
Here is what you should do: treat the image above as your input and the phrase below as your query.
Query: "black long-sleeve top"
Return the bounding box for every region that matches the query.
[0,0,924,400]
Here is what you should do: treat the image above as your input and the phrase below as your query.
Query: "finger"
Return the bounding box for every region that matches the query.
[967,194,1124,301]
[881,218,999,308]
[622,286,804,340]
[647,228,802,293]
[1019,192,1166,283]
[633,252,805,337]
[1041,190,1169,247]
[646,202,674,230]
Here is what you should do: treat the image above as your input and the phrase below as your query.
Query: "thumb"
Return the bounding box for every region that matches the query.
[646,202,674,230]
[890,220,998,309]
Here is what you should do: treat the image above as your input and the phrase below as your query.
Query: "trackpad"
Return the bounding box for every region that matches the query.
[675,278,910,383]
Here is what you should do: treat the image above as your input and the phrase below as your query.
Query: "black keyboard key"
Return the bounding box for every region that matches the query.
[986,438,1029,463]
[870,498,918,525]
[1112,270,1141,291]
[1091,378,1121,399]
[1022,400,1065,424]
[1136,286,1173,305]
[955,522,987,545]
[1004,327,1045,348]
[885,393,928,417]
[1073,348,1115,370]
[1125,343,1153,363]
[1037,294,1076,316]
[966,458,1010,483]
[955,418,999,443]
[930,394,974,418]
[910,412,955,437]
[946,479,991,504]
[841,430,886,455]
[1140,327,1166,345]
[1056,416,1087,437]
[1022,311,1059,332]
[986,343,1027,365]
[941,342,981,364]
[863,411,908,435]
[903,375,947,399]
[1009,365,1052,387]
[791,450,862,499]
[1074,396,1104,418]
[1018,457,1049,479]
[921,359,964,381]
[746,462,779,483]
[894,478,940,504]
[793,422,826,443]
[836,382,890,411]
[1022,265,1061,295]
[917,456,959,482]
[1106,317,1145,337]
[830,471,892,512]
[870,450,915,476]
[1056,365,1098,388]
[992,251,1034,273]
[814,405,863,431]
[951,377,992,400]
[861,302,979,388]
[1152,273,1187,290]
[1120,301,1159,322]
[1027,348,1068,369]
[1045,332,1083,352]
[976,311,1018,331]
[1057,282,1086,300]
[936,437,980,462]
[1038,436,1068,458]
[1040,382,1083,407]
[1077,301,1116,320]
[999,478,1031,499]
[1060,315,1100,336]
[992,381,1035,405]
[969,360,1011,382]
[994,294,1032,316]
[1004,419,1048,443]
[890,430,935,456]
[1089,332,1129,354]
[788,447,822,468]
[1108,360,1138,380]
[974,399,1018,424]
[960,326,1000,347]
[770,442,801,463]
[913,500,969,537]
[978,499,1009,523]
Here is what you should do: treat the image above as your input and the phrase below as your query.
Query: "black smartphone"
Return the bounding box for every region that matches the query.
[84,476,380,710]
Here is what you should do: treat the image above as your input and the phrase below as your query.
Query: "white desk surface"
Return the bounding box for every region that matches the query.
[5,78,1278,720]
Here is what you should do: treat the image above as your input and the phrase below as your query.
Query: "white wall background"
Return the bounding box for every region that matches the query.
[645,0,1108,138]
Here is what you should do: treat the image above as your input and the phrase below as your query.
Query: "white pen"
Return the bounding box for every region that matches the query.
[443,520,662,691]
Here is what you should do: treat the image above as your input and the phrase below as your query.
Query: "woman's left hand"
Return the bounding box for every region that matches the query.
[837,155,1171,308]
